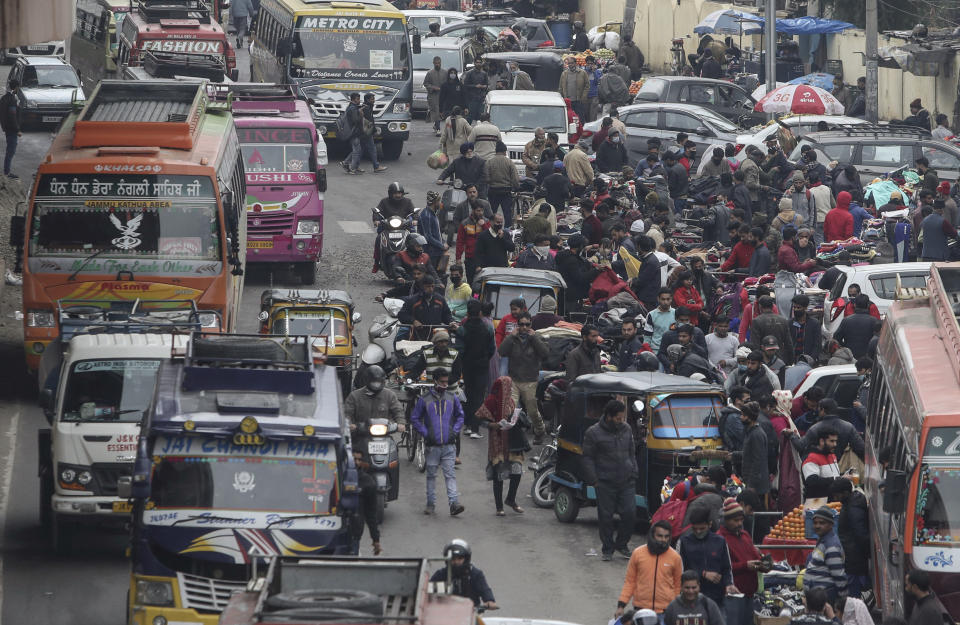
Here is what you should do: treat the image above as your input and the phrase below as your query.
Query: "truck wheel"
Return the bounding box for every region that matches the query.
[51,514,72,556]
[297,262,316,285]
[531,467,556,509]
[375,492,386,525]
[381,139,403,161]
[266,590,384,615]
[39,470,53,529]
[554,486,579,523]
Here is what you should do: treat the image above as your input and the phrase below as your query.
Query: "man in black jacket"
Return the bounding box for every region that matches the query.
[792,398,865,461]
[1,79,20,178]
[749,296,794,364]
[398,276,454,340]
[595,130,628,174]
[582,399,638,560]
[473,214,515,269]
[828,479,870,598]
[542,161,572,211]
[834,294,876,359]
[790,294,821,363]
[556,234,599,311]
[565,324,602,381]
[437,143,487,195]
[664,151,689,212]
[630,235,661,310]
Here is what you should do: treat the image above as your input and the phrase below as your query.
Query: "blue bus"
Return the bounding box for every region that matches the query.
[122,334,357,625]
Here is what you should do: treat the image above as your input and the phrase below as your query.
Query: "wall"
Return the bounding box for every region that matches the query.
[1,0,73,49]
[578,0,960,123]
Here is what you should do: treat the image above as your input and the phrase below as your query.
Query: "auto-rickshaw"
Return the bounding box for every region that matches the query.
[258,289,360,397]
[475,267,566,323]
[551,372,725,526]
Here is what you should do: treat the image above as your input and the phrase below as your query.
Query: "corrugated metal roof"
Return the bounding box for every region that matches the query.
[87,99,192,123]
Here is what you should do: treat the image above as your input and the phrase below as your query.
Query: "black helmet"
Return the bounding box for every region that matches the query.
[443,538,471,562]
[366,365,386,383]
[388,182,406,196]
[407,233,427,250]
[636,351,660,372]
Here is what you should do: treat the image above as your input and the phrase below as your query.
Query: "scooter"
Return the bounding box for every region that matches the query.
[365,417,400,524]
[354,297,404,389]
[372,206,422,280]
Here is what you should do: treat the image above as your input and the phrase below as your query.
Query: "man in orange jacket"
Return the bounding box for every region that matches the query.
[615,521,684,617]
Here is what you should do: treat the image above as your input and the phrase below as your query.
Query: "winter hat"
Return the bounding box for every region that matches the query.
[722,497,744,518]
[540,295,557,313]
[938,181,951,195]
[554,160,564,170]
[460,142,475,155]
[630,219,646,233]
[813,505,836,524]
[645,191,659,205]
[735,345,752,361]
[910,98,922,109]
[779,196,793,212]
[426,190,440,204]
[431,329,450,343]
[792,170,805,183]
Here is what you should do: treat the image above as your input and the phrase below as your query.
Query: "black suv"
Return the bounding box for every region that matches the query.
[438,10,555,50]
[787,125,960,184]
[633,76,765,127]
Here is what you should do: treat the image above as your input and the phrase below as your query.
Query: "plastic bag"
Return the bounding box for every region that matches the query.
[426,150,448,170]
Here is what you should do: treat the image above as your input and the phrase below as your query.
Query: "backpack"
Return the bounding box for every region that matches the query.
[335,104,356,141]
[598,73,628,105]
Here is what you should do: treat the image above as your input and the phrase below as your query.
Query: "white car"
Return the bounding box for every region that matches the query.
[734,115,868,162]
[821,262,932,341]
[402,9,466,35]
[792,363,859,420]
[485,90,577,168]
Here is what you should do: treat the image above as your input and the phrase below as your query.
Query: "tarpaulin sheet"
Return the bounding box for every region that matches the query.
[751,17,855,35]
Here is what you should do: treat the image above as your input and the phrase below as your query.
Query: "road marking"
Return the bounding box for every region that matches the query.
[0,403,22,625]
[339,220,373,234]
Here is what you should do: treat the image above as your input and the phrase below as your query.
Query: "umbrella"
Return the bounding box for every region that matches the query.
[788,72,835,91]
[751,81,786,100]
[754,84,845,115]
[693,9,764,35]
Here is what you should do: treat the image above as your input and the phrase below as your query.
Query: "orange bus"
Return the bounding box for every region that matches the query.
[20,79,246,371]
[865,263,960,621]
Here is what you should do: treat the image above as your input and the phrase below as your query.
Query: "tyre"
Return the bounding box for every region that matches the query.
[553,486,579,523]
[414,435,426,473]
[39,470,52,529]
[51,514,72,556]
[375,492,386,525]
[268,608,378,620]
[381,139,403,161]
[266,590,383,615]
[402,429,415,462]
[530,467,556,508]
[298,262,316,285]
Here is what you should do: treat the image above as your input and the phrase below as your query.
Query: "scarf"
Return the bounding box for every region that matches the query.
[475,376,520,465]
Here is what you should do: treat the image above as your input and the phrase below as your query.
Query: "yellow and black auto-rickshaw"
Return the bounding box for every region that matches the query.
[475,267,566,324]
[258,289,360,397]
[551,372,725,525]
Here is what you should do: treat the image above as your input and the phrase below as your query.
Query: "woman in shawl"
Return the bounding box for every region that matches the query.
[476,376,529,515]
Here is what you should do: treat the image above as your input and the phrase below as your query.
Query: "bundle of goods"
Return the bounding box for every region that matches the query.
[815,237,877,265]
[752,587,805,624]
[628,79,644,95]
[555,207,583,238]
[562,48,616,66]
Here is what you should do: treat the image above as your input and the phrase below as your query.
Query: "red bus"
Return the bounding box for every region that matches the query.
[865,263,960,620]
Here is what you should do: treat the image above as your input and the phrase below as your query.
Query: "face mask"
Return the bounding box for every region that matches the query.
[449,74,456,80]
[450,275,462,285]
[366,380,384,393]
[535,245,550,256]
[793,310,805,321]
[858,374,866,381]
[738,364,747,374]
[611,136,621,143]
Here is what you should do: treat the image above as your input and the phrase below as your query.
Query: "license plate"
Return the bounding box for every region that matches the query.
[446,210,454,221]
[42,115,61,122]
[28,45,48,51]
[112,500,133,513]
[247,240,273,248]
[368,440,389,455]
[387,232,404,240]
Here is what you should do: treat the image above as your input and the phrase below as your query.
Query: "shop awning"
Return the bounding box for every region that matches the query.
[750,17,856,35]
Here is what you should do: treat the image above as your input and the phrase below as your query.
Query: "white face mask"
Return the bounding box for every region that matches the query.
[535,245,550,256]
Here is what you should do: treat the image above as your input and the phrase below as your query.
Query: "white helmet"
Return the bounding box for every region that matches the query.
[632,609,658,625]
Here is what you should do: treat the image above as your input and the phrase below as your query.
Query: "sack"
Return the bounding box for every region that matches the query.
[427,149,448,170]
[335,107,355,141]
[838,445,864,476]
[598,73,628,105]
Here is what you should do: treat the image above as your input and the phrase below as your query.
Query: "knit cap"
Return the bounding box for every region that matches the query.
[722,497,744,518]
[813,505,836,524]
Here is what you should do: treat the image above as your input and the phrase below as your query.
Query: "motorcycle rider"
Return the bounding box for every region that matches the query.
[344,366,404,556]
[409,328,463,387]
[374,182,416,273]
[393,234,440,283]
[397,276,455,341]
[430,539,498,609]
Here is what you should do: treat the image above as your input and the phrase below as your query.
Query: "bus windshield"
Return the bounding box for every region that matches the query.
[239,127,314,174]
[914,463,960,549]
[62,359,161,422]
[291,17,409,80]
[151,455,336,514]
[31,174,221,260]
[650,394,723,438]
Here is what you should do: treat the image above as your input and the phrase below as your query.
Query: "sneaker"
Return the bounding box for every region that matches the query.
[469,431,482,440]
[353,168,366,174]
[435,130,442,137]
[347,169,362,175]
[423,505,436,515]
[449,503,465,516]
[374,166,388,173]
[601,552,613,562]
[617,548,632,560]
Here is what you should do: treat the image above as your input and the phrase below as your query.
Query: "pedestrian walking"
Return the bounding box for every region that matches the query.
[229,0,255,47]
[1,79,21,179]
[439,106,471,163]
[476,376,529,516]
[410,368,465,516]
[663,570,726,625]
[497,311,548,443]
[458,299,496,438]
[676,507,737,607]
[615,521,683,615]
[348,93,388,174]
[463,61,489,123]
[424,56,446,136]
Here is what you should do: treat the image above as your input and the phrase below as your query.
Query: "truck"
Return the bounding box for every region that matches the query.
[219,556,477,625]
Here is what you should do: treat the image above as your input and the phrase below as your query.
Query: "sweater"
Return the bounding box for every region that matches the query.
[467,122,502,161]
[718,526,762,595]
[804,531,847,599]
[778,242,816,273]
[663,594,724,625]
[618,545,684,613]
[484,153,520,190]
[455,217,490,260]
[720,241,755,272]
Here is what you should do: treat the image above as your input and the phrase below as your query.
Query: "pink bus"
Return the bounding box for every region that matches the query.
[211,84,327,285]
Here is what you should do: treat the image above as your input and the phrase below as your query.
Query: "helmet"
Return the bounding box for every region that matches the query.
[632,609,659,625]
[366,364,386,383]
[407,233,427,249]
[636,351,660,372]
[360,343,386,366]
[388,182,406,196]
[443,538,471,561]
[666,343,683,363]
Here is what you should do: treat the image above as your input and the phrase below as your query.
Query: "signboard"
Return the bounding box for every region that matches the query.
[296,17,399,32]
[36,174,215,198]
[237,127,313,144]
[142,39,224,54]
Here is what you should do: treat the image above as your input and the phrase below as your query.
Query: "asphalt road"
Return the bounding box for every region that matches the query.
[0,52,630,625]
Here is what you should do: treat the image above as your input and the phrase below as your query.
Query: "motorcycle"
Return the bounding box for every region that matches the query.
[529,434,557,508]
[373,206,422,281]
[365,417,400,524]
[355,297,404,389]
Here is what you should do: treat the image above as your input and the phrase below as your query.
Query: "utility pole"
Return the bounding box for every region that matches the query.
[865,0,879,122]
[765,0,777,95]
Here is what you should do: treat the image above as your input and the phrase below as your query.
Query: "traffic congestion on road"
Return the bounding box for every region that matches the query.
[1,3,959,625]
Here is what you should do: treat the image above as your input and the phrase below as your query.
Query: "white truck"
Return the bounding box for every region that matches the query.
[484,90,577,169]
[37,301,201,554]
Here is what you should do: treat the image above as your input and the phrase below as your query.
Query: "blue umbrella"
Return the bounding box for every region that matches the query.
[788,72,836,90]
[694,9,764,35]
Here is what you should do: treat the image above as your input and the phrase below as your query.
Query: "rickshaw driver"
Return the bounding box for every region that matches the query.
[398,276,457,341]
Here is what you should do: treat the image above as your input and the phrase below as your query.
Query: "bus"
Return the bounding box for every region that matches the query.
[122,333,357,625]
[115,0,238,90]
[19,80,246,372]
[864,263,960,621]
[250,0,414,160]
[69,0,131,90]
[209,83,327,285]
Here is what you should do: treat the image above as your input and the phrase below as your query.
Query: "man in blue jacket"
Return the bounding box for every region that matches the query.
[676,507,737,607]
[411,368,466,516]
[419,190,448,269]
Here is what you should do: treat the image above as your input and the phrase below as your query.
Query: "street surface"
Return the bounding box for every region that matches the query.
[0,49,627,625]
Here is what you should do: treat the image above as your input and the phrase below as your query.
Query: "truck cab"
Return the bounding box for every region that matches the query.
[484,90,578,169]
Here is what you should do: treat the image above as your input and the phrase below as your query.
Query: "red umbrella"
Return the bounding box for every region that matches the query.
[753,83,845,115]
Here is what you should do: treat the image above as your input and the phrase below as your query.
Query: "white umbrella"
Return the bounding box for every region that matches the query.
[694,9,764,35]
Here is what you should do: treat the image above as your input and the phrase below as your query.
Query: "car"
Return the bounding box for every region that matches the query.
[787,126,960,184]
[583,102,741,164]
[402,9,466,35]
[734,115,869,162]
[632,76,764,127]
[7,56,83,127]
[438,10,555,49]
[792,363,859,420]
[484,90,577,168]
[411,37,476,115]
[0,40,65,64]
[820,262,932,341]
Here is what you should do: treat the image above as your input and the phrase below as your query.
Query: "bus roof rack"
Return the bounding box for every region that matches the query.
[135,0,211,23]
[57,299,205,344]
[299,0,387,5]
[207,83,299,114]
[181,333,316,395]
[73,80,208,150]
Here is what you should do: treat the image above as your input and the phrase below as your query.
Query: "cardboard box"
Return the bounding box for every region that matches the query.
[754,615,791,625]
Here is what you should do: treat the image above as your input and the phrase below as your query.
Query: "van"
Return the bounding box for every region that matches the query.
[411,37,475,115]
[68,0,130,90]
[402,9,465,35]
[485,90,576,167]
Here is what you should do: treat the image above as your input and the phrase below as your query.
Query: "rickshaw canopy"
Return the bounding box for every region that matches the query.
[568,372,723,397]
[475,267,567,289]
[260,289,355,312]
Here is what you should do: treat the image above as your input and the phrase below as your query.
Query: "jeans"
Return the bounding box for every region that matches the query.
[488,189,514,227]
[350,134,380,170]
[846,574,871,598]
[596,480,635,555]
[425,443,459,507]
[511,381,544,436]
[4,132,17,176]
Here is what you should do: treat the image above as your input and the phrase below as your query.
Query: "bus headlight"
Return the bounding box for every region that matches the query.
[297,220,320,235]
[26,310,55,327]
[136,580,174,606]
[393,102,409,113]
[198,312,221,329]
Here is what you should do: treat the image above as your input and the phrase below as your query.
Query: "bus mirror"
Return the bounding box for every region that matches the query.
[882,470,907,513]
[352,312,362,324]
[412,34,422,55]
[117,476,132,500]
[39,388,55,423]
[317,168,327,193]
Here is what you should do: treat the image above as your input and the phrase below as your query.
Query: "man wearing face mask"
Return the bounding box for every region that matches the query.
[516,233,556,270]
[678,141,698,175]
[676,507,737,607]
[595,129,628,174]
[522,128,547,178]
[411,368,465,516]
[615,521,683,616]
[508,61,533,90]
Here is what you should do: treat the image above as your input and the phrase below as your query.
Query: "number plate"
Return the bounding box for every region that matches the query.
[247,240,273,248]
[387,231,404,240]
[42,115,62,123]
[112,500,133,513]
[446,210,454,221]
[28,45,48,51]
[368,440,389,455]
